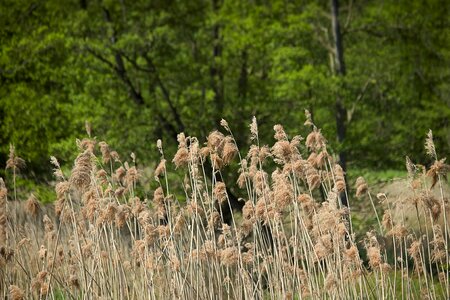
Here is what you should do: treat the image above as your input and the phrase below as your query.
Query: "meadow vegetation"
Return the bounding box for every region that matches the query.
[1,114,449,299]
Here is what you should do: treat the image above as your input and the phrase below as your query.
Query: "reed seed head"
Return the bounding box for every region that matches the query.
[355,177,368,197]
[249,116,258,140]
[25,194,40,217]
[9,285,24,300]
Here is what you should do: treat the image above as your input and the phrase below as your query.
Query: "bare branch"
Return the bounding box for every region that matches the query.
[86,46,144,106]
[347,77,373,124]
[143,54,185,133]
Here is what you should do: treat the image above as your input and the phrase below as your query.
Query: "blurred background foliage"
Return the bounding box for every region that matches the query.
[0,0,449,200]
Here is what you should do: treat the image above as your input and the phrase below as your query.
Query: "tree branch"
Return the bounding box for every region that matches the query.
[93,7,145,106]
[347,77,373,124]
[143,54,185,133]
[85,46,144,106]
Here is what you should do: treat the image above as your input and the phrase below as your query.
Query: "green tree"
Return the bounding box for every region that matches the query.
[1,0,449,183]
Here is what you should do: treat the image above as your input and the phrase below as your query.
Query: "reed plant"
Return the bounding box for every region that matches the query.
[0,113,448,299]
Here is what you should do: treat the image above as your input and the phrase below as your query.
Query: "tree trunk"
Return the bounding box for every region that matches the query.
[331,0,348,206]
[210,0,224,125]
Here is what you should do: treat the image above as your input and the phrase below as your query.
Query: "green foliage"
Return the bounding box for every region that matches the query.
[347,168,405,186]
[0,0,449,186]
[3,173,56,203]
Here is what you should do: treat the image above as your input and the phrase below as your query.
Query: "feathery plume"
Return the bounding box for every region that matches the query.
[50,156,65,179]
[250,116,258,141]
[114,166,126,183]
[367,246,382,268]
[0,178,6,201]
[220,119,231,132]
[408,240,423,273]
[304,109,313,127]
[85,120,92,137]
[305,129,326,152]
[77,138,96,152]
[25,194,40,217]
[207,131,225,152]
[211,153,223,170]
[425,129,436,158]
[154,159,166,180]
[305,162,321,190]
[110,151,120,162]
[69,150,92,193]
[6,144,25,170]
[156,139,163,154]
[220,246,239,266]
[125,166,139,187]
[381,210,393,231]
[273,124,287,141]
[355,177,368,197]
[324,272,337,291]
[334,164,346,193]
[98,141,111,164]
[214,182,227,204]
[222,137,237,165]
[9,285,24,300]
[405,156,416,181]
[431,225,446,263]
[173,133,189,168]
[426,158,449,189]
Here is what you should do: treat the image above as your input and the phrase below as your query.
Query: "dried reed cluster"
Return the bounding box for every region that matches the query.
[0,116,448,300]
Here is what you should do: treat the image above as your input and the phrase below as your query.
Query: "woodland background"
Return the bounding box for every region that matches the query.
[1,0,449,200]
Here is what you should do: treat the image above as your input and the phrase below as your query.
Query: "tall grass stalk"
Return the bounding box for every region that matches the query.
[0,119,448,299]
